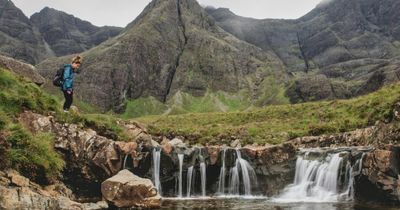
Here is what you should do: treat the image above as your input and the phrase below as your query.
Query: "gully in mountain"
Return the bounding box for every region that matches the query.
[61,55,82,112]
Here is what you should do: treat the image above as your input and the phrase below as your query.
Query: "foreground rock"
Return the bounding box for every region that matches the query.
[0,170,107,210]
[101,170,161,208]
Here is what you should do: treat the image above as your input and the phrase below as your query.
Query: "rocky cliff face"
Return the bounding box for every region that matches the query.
[30,7,122,57]
[0,0,49,64]
[37,0,286,112]
[0,1,121,64]
[207,0,400,103]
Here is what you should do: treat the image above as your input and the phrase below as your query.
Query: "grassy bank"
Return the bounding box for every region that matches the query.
[0,68,128,183]
[137,83,400,145]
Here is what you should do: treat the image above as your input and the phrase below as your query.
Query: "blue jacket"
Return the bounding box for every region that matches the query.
[62,64,74,91]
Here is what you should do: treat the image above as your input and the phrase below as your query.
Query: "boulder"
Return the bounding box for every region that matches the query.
[101,170,161,208]
[0,55,45,85]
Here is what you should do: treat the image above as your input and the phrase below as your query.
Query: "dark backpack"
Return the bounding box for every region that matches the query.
[52,66,65,87]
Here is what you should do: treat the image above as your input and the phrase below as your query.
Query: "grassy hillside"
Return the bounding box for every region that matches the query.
[0,68,64,183]
[0,68,128,183]
[137,83,400,145]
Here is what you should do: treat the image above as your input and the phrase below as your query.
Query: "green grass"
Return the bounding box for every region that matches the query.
[0,68,128,183]
[122,91,254,118]
[137,83,400,145]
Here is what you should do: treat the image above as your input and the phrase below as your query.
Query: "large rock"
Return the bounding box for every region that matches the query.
[101,169,161,208]
[0,55,45,85]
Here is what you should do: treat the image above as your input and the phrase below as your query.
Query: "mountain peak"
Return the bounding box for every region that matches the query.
[30,7,122,56]
[37,0,285,112]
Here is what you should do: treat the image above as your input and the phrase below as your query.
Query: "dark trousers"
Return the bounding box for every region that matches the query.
[63,90,73,110]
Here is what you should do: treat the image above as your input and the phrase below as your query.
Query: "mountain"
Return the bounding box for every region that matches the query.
[30,7,122,57]
[0,0,49,64]
[37,0,287,112]
[206,0,400,103]
[0,1,122,64]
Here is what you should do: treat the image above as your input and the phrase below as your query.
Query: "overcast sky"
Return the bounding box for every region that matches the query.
[12,0,322,27]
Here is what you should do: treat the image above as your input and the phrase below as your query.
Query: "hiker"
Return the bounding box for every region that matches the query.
[61,55,82,112]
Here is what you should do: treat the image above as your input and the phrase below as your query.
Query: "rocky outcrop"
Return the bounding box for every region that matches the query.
[0,55,45,85]
[241,144,297,195]
[17,111,149,198]
[101,169,161,208]
[36,0,286,112]
[356,145,400,204]
[30,7,122,57]
[0,170,102,210]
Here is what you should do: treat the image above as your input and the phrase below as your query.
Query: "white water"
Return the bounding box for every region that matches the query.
[152,148,162,195]
[218,149,227,194]
[228,149,257,196]
[200,161,207,197]
[187,166,194,197]
[178,154,184,198]
[122,154,129,169]
[276,152,357,202]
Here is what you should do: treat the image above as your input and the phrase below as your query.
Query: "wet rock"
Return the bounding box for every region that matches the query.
[207,146,220,165]
[101,169,161,208]
[357,145,400,203]
[169,138,185,147]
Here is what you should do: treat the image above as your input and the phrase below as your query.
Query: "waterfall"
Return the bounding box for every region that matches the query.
[178,154,184,198]
[217,149,227,195]
[152,148,162,195]
[228,149,257,196]
[187,166,194,197]
[200,161,207,197]
[276,151,362,202]
[122,154,129,169]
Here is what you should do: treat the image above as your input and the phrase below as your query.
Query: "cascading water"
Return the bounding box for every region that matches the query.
[187,166,194,197]
[178,154,184,198]
[152,148,162,195]
[275,151,363,202]
[228,149,257,196]
[217,149,227,195]
[122,154,129,169]
[200,161,207,197]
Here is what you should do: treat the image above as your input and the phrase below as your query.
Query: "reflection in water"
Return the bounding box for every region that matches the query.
[161,198,399,210]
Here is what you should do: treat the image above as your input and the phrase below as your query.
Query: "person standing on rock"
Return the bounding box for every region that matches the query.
[61,55,82,112]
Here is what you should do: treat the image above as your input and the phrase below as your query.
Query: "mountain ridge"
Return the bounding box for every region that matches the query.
[206,0,400,103]
[0,0,122,64]
[37,0,288,113]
